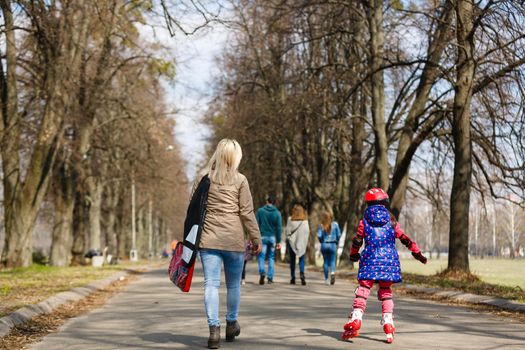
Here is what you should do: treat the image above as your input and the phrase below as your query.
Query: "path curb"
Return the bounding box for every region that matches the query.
[401,284,525,312]
[307,266,525,313]
[0,270,129,338]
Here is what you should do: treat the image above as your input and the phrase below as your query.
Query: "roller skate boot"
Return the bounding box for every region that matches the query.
[381,313,395,344]
[341,309,363,340]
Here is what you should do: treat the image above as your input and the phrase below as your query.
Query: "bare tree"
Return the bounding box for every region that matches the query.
[1,0,90,267]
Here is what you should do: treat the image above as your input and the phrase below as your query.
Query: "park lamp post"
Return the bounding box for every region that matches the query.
[130,169,138,262]
[148,195,153,259]
[147,144,175,259]
[131,144,175,262]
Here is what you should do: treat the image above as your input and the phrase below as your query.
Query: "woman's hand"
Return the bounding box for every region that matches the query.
[252,243,262,254]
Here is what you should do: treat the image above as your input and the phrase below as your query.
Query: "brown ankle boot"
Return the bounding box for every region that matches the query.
[208,325,220,349]
[225,320,241,342]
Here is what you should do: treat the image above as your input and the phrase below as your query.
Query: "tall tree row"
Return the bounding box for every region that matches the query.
[0,1,187,267]
[207,0,525,271]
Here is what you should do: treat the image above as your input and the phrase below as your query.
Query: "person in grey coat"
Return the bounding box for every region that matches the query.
[285,203,310,285]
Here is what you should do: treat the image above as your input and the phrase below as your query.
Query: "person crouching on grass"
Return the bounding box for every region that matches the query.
[342,188,427,344]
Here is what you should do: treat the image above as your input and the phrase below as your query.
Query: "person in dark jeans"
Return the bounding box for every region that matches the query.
[317,211,341,285]
[256,194,282,284]
[285,203,309,285]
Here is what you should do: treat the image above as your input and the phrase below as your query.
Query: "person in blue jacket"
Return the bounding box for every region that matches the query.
[256,194,282,285]
[317,211,341,285]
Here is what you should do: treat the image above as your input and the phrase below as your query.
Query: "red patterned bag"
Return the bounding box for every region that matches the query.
[168,242,195,292]
[168,175,210,292]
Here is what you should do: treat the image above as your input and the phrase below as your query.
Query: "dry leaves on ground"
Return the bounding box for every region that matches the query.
[0,274,137,350]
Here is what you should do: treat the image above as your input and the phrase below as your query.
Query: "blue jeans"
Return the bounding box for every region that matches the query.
[321,243,337,279]
[258,236,276,279]
[287,240,305,279]
[200,249,244,327]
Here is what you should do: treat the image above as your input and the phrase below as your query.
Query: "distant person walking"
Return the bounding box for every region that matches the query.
[197,139,261,349]
[285,203,310,285]
[256,194,282,285]
[317,211,341,285]
[241,239,253,286]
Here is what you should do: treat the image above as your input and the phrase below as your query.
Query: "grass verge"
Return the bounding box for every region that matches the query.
[402,271,525,303]
[0,273,137,350]
[0,260,162,317]
[399,258,525,289]
[308,263,525,303]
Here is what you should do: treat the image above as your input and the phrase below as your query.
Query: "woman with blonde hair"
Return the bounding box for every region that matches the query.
[196,138,261,349]
[284,202,310,285]
[317,211,341,285]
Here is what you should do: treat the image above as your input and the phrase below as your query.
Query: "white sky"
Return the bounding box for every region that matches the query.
[138,15,230,180]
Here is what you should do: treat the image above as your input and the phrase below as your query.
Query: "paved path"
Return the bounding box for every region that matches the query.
[32,263,525,350]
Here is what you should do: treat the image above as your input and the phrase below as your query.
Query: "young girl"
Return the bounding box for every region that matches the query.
[317,211,342,285]
[342,188,427,343]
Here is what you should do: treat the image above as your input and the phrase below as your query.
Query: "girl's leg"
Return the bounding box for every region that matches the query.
[299,254,306,285]
[321,249,329,280]
[223,251,244,322]
[298,254,305,275]
[287,241,296,280]
[200,250,223,327]
[328,245,336,284]
[352,279,374,312]
[343,279,373,337]
[378,281,394,314]
[329,245,337,274]
[378,281,395,343]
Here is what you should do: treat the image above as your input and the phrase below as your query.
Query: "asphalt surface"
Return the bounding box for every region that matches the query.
[31,262,525,349]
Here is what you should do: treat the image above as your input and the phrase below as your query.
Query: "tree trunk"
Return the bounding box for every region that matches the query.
[0,0,25,267]
[448,0,475,272]
[306,201,322,265]
[0,0,60,267]
[87,178,103,251]
[71,192,87,264]
[2,207,34,267]
[1,1,89,267]
[389,1,454,218]
[366,0,389,190]
[49,165,76,266]
[154,216,161,257]
[340,90,367,267]
[137,206,146,258]
[104,182,120,255]
[116,192,128,259]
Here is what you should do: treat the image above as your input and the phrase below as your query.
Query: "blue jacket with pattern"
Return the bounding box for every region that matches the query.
[357,205,402,282]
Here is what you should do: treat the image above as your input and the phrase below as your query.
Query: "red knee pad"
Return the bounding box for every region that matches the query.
[378,287,392,301]
[355,285,371,299]
[353,285,371,311]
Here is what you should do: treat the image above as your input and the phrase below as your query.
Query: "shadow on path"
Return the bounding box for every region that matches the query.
[30,263,525,350]
[139,332,203,348]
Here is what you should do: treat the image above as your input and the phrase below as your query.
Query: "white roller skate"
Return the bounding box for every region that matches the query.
[381,313,395,344]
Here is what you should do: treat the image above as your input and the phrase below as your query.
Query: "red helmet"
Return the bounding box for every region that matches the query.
[364,188,389,202]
